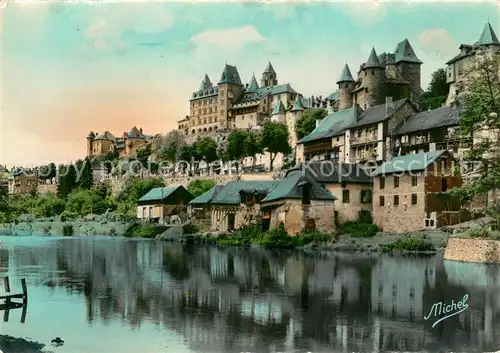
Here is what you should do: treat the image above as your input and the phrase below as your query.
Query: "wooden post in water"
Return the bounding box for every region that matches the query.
[21,279,27,305]
[3,277,10,293]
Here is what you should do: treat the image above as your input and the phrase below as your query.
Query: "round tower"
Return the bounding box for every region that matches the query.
[86,131,95,156]
[337,64,356,110]
[361,47,385,108]
[394,39,423,103]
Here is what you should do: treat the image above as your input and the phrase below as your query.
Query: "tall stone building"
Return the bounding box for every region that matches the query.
[86,127,152,158]
[179,62,302,143]
[445,23,500,106]
[331,39,423,111]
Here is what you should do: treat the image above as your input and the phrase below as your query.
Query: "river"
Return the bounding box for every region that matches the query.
[0,235,499,353]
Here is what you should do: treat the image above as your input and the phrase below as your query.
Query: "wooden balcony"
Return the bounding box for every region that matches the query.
[303,141,336,154]
[350,134,378,146]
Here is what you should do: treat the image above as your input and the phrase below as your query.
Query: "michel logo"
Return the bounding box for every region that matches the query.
[424,294,469,328]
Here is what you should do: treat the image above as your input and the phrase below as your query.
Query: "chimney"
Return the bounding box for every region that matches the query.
[123,132,127,138]
[245,83,248,89]
[140,128,143,134]
[385,96,394,116]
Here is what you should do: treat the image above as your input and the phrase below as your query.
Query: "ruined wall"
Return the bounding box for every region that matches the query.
[444,237,500,264]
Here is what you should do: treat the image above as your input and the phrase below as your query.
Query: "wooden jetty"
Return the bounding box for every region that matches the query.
[0,276,28,323]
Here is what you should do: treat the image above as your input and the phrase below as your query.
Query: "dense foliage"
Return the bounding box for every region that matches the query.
[187,179,216,198]
[340,221,380,238]
[380,237,436,253]
[294,108,328,139]
[419,68,448,111]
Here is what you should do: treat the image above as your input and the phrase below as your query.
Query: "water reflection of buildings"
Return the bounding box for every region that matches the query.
[7,239,500,353]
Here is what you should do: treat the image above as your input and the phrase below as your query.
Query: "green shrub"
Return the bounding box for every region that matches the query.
[295,230,331,246]
[255,224,294,248]
[380,237,435,253]
[341,221,380,238]
[182,223,199,235]
[469,226,490,238]
[124,223,167,238]
[62,224,74,236]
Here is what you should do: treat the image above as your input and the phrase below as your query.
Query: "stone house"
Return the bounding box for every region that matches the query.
[294,161,372,225]
[372,150,466,233]
[345,97,415,165]
[189,180,280,232]
[86,127,152,158]
[8,170,38,195]
[260,170,336,235]
[445,22,500,106]
[295,105,361,164]
[137,185,194,222]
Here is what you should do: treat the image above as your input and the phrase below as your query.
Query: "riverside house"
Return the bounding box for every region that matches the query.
[8,170,38,195]
[137,185,194,222]
[189,176,336,235]
[259,169,336,235]
[294,161,372,225]
[372,150,466,233]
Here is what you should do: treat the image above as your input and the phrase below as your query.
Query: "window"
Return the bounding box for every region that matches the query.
[379,177,385,189]
[371,70,374,75]
[361,190,372,203]
[394,176,399,188]
[365,87,368,92]
[394,195,399,206]
[411,194,417,205]
[302,185,311,205]
[442,178,448,192]
[342,190,350,203]
[411,176,418,187]
[379,196,385,206]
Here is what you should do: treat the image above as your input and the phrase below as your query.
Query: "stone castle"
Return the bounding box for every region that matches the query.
[86,127,152,158]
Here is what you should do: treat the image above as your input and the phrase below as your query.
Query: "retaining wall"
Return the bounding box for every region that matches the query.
[444,237,500,264]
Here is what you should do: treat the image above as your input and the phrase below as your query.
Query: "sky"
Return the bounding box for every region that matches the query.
[0,0,499,167]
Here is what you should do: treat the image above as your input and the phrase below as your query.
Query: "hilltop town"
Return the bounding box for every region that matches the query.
[1,23,499,241]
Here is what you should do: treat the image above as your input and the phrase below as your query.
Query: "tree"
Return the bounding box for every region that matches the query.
[187,179,216,198]
[243,131,263,169]
[38,163,57,181]
[193,137,218,163]
[136,144,152,167]
[420,68,448,111]
[75,158,93,190]
[159,130,186,162]
[260,121,292,171]
[57,164,77,198]
[449,49,500,227]
[227,130,248,172]
[294,108,328,140]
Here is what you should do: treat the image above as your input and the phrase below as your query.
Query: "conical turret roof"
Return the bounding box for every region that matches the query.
[199,74,213,90]
[272,98,285,115]
[394,39,423,64]
[478,22,500,46]
[263,62,276,74]
[218,64,243,85]
[364,47,383,69]
[337,64,355,83]
[291,95,305,112]
[247,74,259,93]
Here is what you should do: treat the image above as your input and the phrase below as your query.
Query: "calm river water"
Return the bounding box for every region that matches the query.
[0,235,499,353]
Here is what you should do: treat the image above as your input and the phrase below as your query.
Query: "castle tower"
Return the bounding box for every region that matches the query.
[289,95,305,147]
[337,64,355,110]
[218,64,244,130]
[261,62,278,88]
[394,39,423,102]
[271,97,286,124]
[87,131,95,156]
[362,47,385,108]
[477,22,500,47]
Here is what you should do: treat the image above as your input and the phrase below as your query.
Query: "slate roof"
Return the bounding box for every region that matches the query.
[199,74,213,90]
[138,185,191,202]
[272,98,286,115]
[291,95,305,111]
[299,105,361,144]
[293,162,372,184]
[393,39,423,64]
[364,48,384,69]
[263,62,276,74]
[189,180,280,205]
[261,170,336,203]
[94,131,116,141]
[393,105,462,135]
[326,91,339,101]
[373,150,449,175]
[128,126,145,138]
[478,22,500,46]
[247,75,259,93]
[219,64,243,85]
[337,64,354,83]
[347,98,409,129]
[236,83,297,104]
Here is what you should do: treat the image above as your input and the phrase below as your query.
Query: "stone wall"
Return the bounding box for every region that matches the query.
[444,237,500,264]
[0,220,129,237]
[326,183,371,224]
